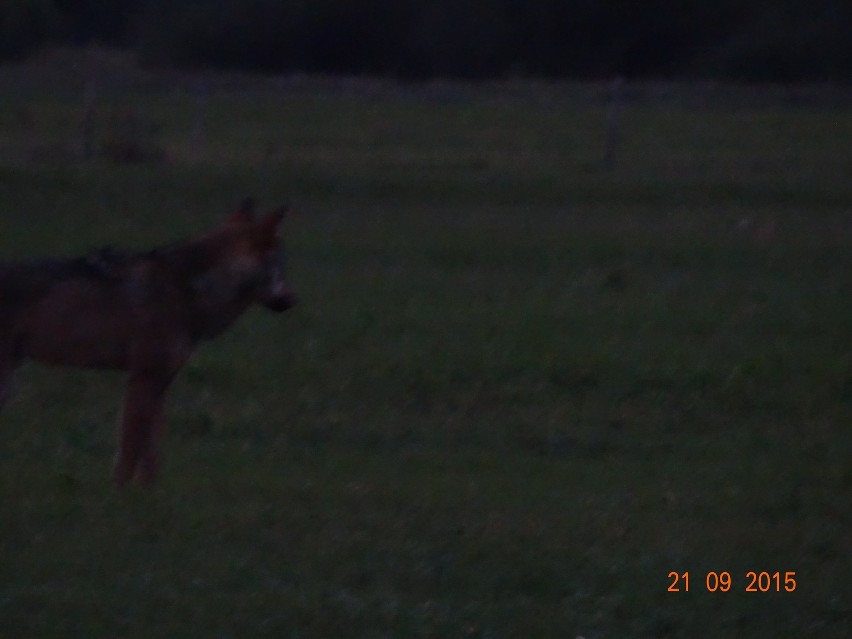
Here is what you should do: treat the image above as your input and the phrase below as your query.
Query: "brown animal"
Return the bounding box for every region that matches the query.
[0,198,296,486]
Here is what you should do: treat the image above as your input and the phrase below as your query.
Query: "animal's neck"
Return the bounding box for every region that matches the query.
[156,235,255,341]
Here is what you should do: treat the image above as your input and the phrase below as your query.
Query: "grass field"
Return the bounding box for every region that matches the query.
[0,54,850,637]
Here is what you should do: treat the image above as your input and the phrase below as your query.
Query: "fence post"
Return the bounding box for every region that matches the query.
[602,76,624,170]
[80,52,98,160]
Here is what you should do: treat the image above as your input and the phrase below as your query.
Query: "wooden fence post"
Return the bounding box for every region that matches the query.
[603,76,625,170]
[80,53,98,160]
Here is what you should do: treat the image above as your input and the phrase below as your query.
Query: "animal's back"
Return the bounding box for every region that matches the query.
[0,251,140,369]
[0,248,133,302]
[0,259,69,316]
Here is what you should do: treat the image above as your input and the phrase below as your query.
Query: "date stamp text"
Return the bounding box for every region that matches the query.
[667,571,797,593]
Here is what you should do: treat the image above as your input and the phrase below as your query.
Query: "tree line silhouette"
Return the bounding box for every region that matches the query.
[4,0,851,81]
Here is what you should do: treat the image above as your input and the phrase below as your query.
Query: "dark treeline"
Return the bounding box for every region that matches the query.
[3,0,851,81]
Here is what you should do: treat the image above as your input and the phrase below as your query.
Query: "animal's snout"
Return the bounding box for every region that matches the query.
[263,287,297,312]
[256,248,295,312]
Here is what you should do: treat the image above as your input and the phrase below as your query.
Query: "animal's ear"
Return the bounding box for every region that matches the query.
[226,197,256,225]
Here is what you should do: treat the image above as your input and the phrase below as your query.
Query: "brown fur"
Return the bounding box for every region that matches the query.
[0,199,295,486]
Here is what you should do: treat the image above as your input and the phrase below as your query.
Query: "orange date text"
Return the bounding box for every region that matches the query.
[667,571,796,592]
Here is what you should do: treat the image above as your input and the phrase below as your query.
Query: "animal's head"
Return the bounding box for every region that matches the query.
[224,197,296,312]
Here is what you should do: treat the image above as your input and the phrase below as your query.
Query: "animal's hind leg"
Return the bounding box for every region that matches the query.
[0,370,11,410]
[137,408,164,486]
[113,372,169,487]
[0,353,14,411]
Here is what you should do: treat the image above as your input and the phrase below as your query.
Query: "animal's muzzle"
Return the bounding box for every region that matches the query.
[263,288,297,312]
[258,249,295,312]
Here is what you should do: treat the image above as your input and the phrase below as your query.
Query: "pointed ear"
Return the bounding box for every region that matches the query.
[226,197,256,225]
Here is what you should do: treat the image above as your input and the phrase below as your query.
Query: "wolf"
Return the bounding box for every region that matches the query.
[0,198,296,486]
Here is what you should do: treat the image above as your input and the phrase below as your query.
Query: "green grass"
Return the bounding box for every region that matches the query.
[0,59,850,637]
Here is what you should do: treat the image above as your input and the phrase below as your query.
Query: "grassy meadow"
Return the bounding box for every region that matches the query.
[0,54,850,637]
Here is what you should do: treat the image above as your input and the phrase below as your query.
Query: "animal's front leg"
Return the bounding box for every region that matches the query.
[0,355,14,410]
[113,372,170,487]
